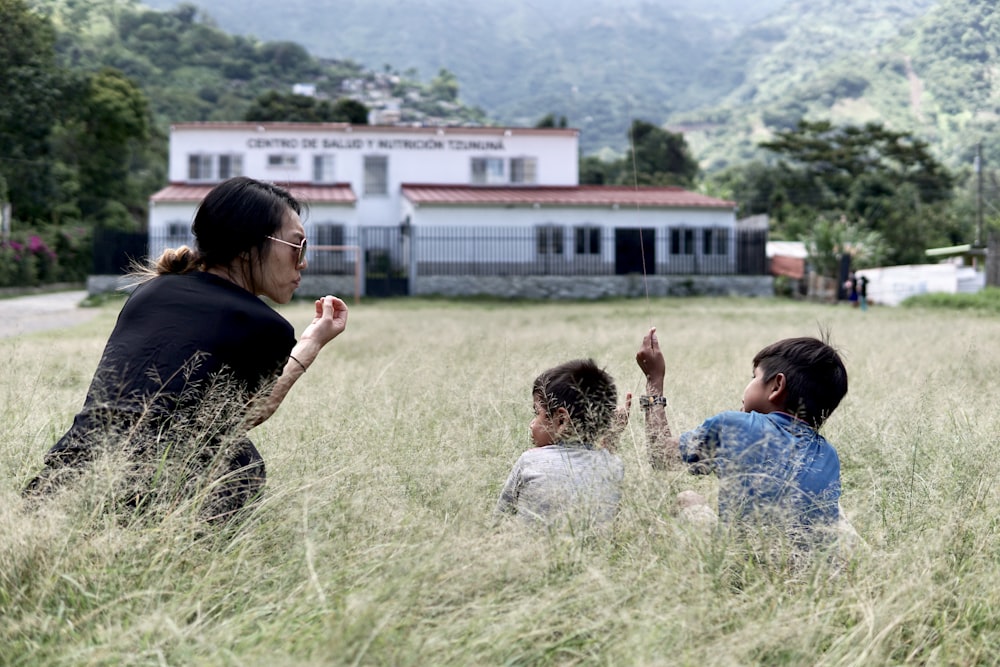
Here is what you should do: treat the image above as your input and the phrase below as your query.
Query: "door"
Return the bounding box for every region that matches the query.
[614,228,655,275]
[362,226,409,297]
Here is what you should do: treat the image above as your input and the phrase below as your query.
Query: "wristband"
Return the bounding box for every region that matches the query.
[289,354,307,372]
[640,395,667,410]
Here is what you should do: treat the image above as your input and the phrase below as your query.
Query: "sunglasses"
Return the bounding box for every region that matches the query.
[267,236,308,266]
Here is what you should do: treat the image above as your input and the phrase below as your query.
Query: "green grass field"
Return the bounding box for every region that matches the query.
[2,296,999,665]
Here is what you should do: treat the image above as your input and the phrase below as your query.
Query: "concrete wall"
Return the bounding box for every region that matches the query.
[89,273,773,300]
[412,275,773,300]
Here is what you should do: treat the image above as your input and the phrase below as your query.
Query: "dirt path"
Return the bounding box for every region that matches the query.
[0,291,101,339]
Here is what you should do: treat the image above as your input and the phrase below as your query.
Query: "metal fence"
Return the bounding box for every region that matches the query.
[104,226,767,278]
[410,226,767,277]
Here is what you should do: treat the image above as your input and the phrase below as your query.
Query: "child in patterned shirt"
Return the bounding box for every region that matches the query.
[495,359,626,531]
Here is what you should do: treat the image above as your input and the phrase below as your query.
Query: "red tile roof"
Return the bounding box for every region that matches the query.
[401,185,735,208]
[150,183,357,204]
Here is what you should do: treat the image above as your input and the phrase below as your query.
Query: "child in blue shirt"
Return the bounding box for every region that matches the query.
[635,328,848,534]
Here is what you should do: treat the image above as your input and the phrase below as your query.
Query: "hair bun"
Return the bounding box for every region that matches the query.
[155,245,201,275]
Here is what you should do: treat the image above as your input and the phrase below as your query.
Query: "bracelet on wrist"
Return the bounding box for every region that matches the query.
[639,395,667,410]
[289,354,307,373]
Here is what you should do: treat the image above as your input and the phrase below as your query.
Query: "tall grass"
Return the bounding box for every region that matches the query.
[3,296,1000,665]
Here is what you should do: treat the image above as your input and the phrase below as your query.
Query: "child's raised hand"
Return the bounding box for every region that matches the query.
[635,327,666,381]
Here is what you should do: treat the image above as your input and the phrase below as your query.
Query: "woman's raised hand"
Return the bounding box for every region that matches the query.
[301,295,348,348]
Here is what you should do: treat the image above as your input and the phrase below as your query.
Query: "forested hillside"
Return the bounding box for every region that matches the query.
[678,0,999,172]
[34,0,487,131]
[139,0,943,157]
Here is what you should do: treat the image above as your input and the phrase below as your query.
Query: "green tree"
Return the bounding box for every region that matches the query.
[579,154,622,185]
[331,97,369,124]
[756,120,959,264]
[74,68,151,224]
[245,92,368,123]
[760,120,954,207]
[579,120,699,187]
[535,113,568,129]
[626,120,699,187]
[429,68,459,103]
[0,0,61,222]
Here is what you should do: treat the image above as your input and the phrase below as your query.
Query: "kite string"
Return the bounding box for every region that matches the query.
[624,105,652,329]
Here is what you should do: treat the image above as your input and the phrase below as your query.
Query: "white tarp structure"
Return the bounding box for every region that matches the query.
[858,263,985,306]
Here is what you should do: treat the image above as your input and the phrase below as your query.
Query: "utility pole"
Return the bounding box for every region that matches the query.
[976,141,984,247]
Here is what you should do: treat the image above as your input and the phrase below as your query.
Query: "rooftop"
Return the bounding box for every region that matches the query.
[401,185,735,208]
[150,183,357,204]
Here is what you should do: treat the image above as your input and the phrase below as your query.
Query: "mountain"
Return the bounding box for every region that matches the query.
[138,0,789,154]
[49,0,1000,171]
[652,0,997,173]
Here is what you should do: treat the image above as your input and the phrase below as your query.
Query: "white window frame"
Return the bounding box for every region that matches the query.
[218,154,244,180]
[536,224,565,255]
[574,225,601,255]
[188,154,213,182]
[364,155,389,195]
[267,154,298,170]
[670,228,695,256]
[510,157,537,184]
[702,227,729,256]
[313,154,336,183]
[166,221,191,240]
[471,157,505,185]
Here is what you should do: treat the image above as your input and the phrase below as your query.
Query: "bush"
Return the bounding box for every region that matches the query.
[900,287,1000,313]
[0,226,92,288]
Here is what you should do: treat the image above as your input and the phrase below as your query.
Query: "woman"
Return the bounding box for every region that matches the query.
[24,177,348,521]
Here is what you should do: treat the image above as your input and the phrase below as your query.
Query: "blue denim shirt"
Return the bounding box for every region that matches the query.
[679,411,841,527]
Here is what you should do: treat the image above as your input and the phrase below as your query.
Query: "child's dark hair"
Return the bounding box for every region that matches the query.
[533,359,617,441]
[753,337,848,429]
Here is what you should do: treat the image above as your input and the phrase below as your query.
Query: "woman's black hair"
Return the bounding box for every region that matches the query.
[193,177,302,291]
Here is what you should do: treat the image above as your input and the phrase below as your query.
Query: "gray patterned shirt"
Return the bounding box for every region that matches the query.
[495,442,625,530]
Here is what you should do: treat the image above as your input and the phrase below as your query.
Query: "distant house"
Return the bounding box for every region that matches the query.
[145,122,769,298]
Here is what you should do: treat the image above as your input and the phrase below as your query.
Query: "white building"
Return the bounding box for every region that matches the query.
[147,122,765,298]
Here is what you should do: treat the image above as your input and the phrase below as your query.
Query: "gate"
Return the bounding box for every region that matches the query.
[93,229,148,274]
[362,226,409,297]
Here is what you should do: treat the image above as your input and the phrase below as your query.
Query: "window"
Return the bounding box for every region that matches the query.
[267,154,298,169]
[188,154,213,181]
[166,222,190,240]
[670,228,695,255]
[187,153,243,181]
[574,226,601,255]
[536,225,564,255]
[703,228,729,255]
[315,222,345,247]
[471,157,505,184]
[218,154,243,179]
[510,157,537,184]
[313,154,336,183]
[311,222,347,272]
[364,155,389,195]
